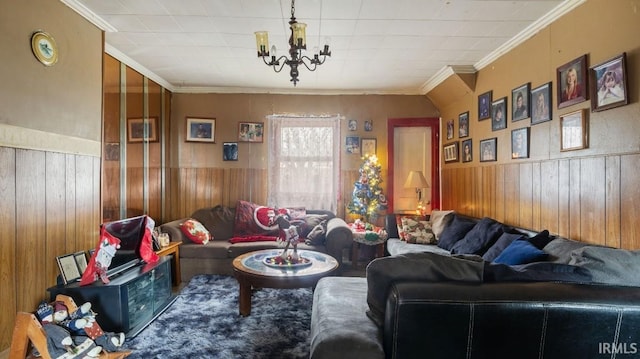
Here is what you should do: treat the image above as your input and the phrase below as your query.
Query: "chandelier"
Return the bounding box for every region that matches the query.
[254,0,331,86]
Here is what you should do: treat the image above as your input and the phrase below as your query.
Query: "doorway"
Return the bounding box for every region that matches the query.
[386,118,440,213]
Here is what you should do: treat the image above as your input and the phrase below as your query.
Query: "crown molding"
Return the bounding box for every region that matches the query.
[60,0,118,32]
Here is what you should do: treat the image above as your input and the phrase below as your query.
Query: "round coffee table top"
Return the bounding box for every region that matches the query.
[233,249,338,278]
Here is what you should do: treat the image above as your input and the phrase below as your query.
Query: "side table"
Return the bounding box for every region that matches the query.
[156,241,182,286]
[350,225,388,269]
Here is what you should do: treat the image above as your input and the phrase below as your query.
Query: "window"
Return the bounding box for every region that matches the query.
[267,115,341,212]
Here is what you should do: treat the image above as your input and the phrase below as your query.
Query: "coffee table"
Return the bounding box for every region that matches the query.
[232,249,338,316]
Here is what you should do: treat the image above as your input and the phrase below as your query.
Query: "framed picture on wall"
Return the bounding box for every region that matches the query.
[443,142,459,163]
[557,54,588,109]
[458,112,469,138]
[346,136,360,154]
[478,90,492,120]
[491,97,507,131]
[446,119,454,139]
[530,82,552,125]
[364,120,373,131]
[238,122,264,142]
[479,138,497,162]
[223,142,238,161]
[361,138,377,157]
[511,127,530,159]
[589,52,628,112]
[127,117,158,142]
[560,109,588,151]
[461,139,472,163]
[186,117,216,142]
[512,83,531,121]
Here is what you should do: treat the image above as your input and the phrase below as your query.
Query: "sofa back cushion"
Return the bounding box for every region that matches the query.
[482,232,526,262]
[568,246,640,287]
[191,205,236,241]
[437,215,477,251]
[429,209,454,240]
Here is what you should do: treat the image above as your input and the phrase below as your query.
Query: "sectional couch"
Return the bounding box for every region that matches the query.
[310,211,640,359]
[159,203,353,281]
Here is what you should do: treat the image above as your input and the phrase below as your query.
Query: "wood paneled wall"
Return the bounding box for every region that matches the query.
[0,146,100,350]
[442,153,640,249]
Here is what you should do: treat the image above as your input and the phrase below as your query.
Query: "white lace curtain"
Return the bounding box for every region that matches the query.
[267,115,341,212]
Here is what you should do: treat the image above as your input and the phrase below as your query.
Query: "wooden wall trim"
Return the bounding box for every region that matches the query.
[0,123,101,157]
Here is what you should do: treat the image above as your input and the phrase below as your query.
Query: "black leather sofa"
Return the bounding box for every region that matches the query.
[309,213,640,359]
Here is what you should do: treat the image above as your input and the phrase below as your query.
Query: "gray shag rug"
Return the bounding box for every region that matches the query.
[123,275,312,359]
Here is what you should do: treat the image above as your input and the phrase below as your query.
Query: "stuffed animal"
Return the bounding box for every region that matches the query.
[53,301,126,353]
[41,323,102,359]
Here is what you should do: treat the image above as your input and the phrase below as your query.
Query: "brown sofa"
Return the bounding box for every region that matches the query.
[159,205,353,281]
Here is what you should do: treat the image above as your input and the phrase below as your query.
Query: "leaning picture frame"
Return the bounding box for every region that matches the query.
[557,54,588,109]
[530,82,553,125]
[74,251,88,275]
[127,117,158,142]
[589,52,628,112]
[57,253,81,285]
[238,122,264,142]
[186,117,216,142]
[443,142,459,163]
[478,90,492,120]
[480,138,497,162]
[560,109,588,151]
[512,83,531,122]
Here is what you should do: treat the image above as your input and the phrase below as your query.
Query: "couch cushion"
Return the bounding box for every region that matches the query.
[395,214,423,241]
[437,215,476,251]
[385,238,450,256]
[180,241,230,259]
[180,218,211,244]
[543,237,592,264]
[482,232,526,262]
[305,220,328,245]
[301,214,329,238]
[233,200,286,238]
[493,240,548,265]
[190,205,236,240]
[429,209,454,240]
[568,246,640,287]
[450,217,504,255]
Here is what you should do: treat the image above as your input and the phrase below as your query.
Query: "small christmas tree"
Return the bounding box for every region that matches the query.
[347,154,386,222]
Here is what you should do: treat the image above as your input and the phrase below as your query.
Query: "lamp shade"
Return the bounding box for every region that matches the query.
[254,31,269,56]
[404,170,429,189]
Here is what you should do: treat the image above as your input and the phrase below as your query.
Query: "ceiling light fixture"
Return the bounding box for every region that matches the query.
[254,0,331,86]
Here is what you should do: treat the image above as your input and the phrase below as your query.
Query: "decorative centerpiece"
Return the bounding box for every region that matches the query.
[262,214,312,268]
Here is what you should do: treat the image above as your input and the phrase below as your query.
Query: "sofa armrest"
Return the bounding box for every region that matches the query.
[324,217,353,266]
[384,281,640,359]
[159,218,190,244]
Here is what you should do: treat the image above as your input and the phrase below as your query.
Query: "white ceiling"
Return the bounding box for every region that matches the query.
[62,0,582,95]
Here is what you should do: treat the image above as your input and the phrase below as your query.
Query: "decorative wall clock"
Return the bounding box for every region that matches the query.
[31,31,58,66]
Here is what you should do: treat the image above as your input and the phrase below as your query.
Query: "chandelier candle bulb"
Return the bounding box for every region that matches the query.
[254,31,269,57]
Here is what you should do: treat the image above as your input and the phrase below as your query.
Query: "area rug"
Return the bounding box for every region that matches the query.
[122,275,312,358]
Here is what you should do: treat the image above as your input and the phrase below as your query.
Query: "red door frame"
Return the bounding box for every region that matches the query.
[387,117,440,213]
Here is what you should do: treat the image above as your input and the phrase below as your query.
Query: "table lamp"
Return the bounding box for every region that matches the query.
[404,170,430,214]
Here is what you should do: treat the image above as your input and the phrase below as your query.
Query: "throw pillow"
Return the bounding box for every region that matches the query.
[493,240,548,265]
[568,246,640,286]
[180,219,211,245]
[526,230,553,250]
[429,209,454,239]
[395,214,423,241]
[305,220,328,245]
[482,232,525,262]
[436,215,477,251]
[450,217,504,256]
[401,217,435,244]
[233,200,297,237]
[300,214,329,238]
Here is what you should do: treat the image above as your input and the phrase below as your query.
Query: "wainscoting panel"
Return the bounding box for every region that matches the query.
[0,146,100,351]
[442,154,640,250]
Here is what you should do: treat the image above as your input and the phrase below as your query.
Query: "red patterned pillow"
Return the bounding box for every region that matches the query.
[233,200,305,238]
[396,214,423,241]
[180,218,211,244]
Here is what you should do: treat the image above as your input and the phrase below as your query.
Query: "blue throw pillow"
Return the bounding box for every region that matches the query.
[493,240,548,265]
[450,217,504,255]
[437,215,476,251]
[482,232,525,262]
